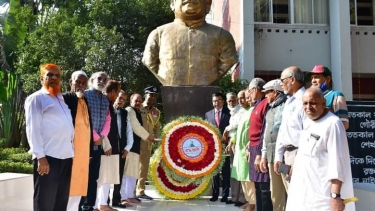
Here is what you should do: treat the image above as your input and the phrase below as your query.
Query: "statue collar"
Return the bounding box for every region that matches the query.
[174,18,206,28]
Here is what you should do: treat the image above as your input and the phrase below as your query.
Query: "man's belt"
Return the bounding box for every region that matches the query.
[284,145,298,151]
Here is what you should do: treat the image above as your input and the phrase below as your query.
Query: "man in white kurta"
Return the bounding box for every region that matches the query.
[286,88,355,211]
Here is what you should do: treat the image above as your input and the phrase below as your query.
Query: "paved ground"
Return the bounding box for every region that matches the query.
[0,173,244,211]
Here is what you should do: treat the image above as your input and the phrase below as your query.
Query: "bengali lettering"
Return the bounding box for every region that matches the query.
[361,141,375,148]
[359,119,375,129]
[362,176,375,184]
[364,168,375,175]
[350,156,365,165]
[348,112,372,118]
[347,132,374,139]
[366,155,375,165]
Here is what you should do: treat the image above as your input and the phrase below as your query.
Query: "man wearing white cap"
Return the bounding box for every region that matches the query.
[63,70,92,211]
[259,79,288,211]
[247,78,272,211]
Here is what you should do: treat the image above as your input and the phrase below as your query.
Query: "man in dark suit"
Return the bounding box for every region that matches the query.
[205,92,231,202]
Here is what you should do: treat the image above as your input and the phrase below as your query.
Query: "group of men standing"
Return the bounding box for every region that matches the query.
[205,65,355,211]
[25,64,161,211]
[25,63,355,211]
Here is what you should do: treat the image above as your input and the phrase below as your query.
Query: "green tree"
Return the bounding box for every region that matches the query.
[0,72,25,148]
[0,0,28,148]
[16,0,173,95]
[218,74,249,95]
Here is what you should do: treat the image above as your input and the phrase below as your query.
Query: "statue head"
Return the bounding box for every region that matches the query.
[170,0,212,21]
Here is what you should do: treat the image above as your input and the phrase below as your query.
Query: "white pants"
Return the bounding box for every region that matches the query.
[94,183,111,208]
[120,176,137,200]
[66,196,81,211]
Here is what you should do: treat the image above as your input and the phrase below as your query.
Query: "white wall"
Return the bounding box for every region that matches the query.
[254,24,331,72]
[351,26,375,74]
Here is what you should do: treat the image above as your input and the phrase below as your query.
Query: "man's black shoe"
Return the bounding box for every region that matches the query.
[226,200,235,204]
[209,196,218,202]
[234,201,246,207]
[220,197,228,203]
[135,194,153,200]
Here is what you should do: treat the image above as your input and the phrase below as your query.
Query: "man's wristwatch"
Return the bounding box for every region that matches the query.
[330,193,341,199]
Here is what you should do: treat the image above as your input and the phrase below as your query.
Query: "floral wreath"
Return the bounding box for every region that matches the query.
[150,151,211,200]
[149,116,225,199]
[161,116,224,179]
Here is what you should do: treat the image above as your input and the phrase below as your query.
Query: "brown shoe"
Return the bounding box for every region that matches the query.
[127,198,141,204]
[239,202,249,209]
[244,204,255,211]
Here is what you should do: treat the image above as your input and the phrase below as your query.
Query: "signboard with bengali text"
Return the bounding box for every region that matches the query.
[347,101,375,184]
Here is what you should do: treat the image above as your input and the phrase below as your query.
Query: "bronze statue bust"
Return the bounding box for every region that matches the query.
[142,0,238,86]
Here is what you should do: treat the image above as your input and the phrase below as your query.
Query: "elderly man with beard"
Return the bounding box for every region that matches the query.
[286,88,355,211]
[94,80,122,211]
[62,71,93,211]
[25,63,74,211]
[80,72,111,211]
[224,91,246,207]
[259,79,288,211]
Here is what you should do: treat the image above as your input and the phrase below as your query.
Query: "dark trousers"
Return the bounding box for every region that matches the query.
[212,156,231,198]
[33,156,72,211]
[255,181,273,211]
[112,155,126,205]
[80,148,101,211]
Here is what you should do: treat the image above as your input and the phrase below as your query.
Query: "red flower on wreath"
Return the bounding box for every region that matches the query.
[162,117,223,178]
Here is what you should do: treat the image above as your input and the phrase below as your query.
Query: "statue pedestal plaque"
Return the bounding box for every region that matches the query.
[161,86,220,123]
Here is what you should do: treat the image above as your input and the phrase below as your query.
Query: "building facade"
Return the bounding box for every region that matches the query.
[209,0,375,101]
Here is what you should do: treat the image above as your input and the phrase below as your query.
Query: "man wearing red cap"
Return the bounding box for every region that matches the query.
[306,65,349,130]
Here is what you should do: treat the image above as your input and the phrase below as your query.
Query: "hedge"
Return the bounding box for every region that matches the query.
[0,148,33,174]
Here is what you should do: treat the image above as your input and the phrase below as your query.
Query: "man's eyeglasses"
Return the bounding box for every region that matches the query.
[280,76,292,83]
[97,77,108,83]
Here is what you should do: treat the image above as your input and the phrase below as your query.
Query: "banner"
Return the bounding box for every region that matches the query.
[347,101,375,184]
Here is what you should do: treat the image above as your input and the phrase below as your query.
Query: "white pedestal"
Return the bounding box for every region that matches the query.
[0,173,33,211]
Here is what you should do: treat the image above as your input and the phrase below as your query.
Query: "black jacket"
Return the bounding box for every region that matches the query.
[106,106,130,155]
